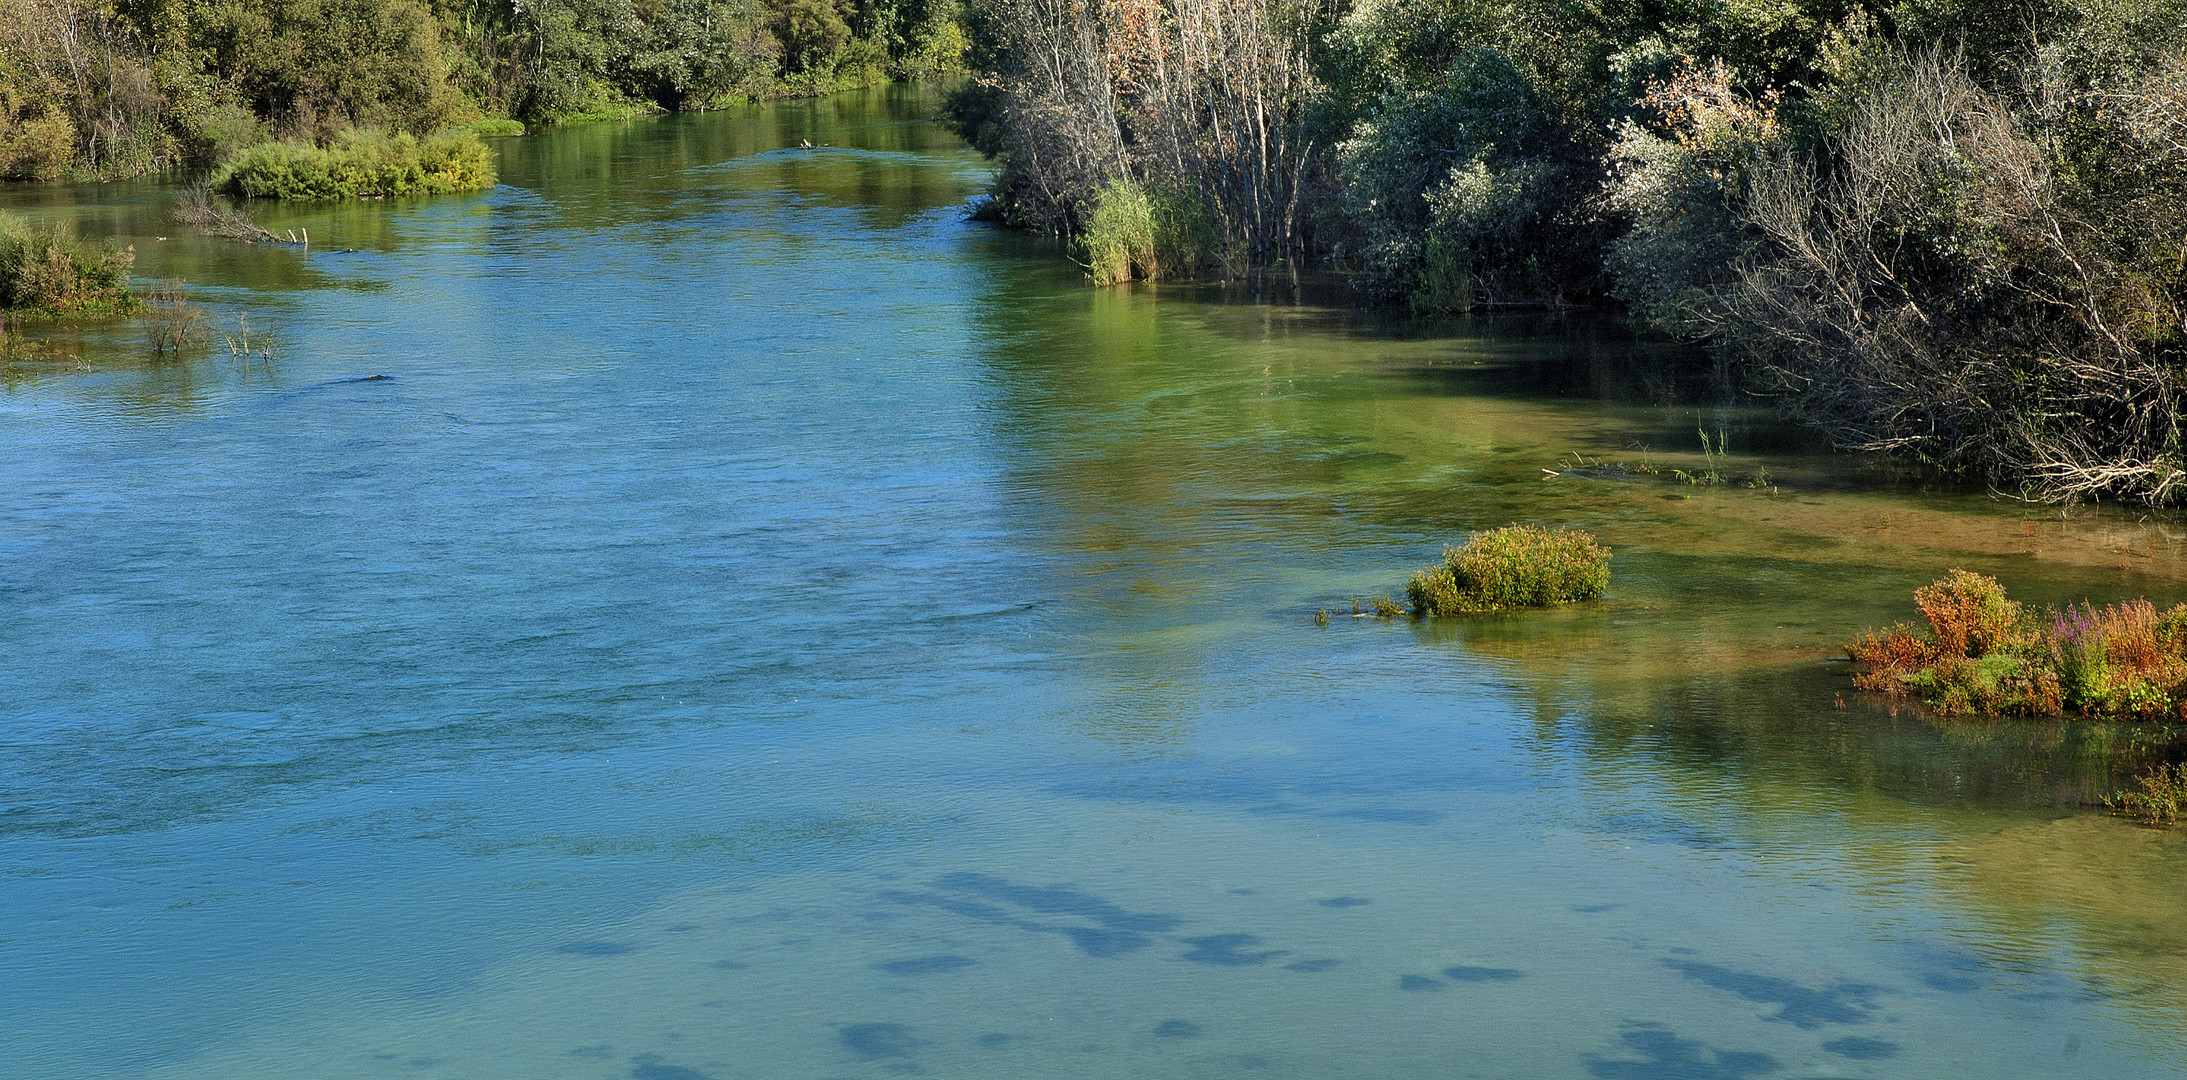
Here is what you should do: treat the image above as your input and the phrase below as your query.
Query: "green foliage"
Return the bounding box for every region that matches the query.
[1603,61,1788,334]
[0,216,139,317]
[188,0,462,137]
[1078,180,1214,285]
[1333,46,1605,309]
[215,129,495,199]
[0,0,965,184]
[1405,525,1611,615]
[2106,763,2187,826]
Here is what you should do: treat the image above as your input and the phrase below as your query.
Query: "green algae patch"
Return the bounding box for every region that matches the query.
[1847,569,2187,719]
[216,129,495,200]
[0,216,137,317]
[1405,525,1610,616]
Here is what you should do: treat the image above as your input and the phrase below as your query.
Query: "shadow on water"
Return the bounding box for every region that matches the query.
[1583,1024,1779,1080]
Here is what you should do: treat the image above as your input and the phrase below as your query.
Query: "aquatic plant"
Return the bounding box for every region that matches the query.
[222,313,278,364]
[141,282,205,356]
[0,215,137,317]
[1848,571,2187,718]
[215,129,495,200]
[1405,525,1610,616]
[1078,180,1215,285]
[2105,763,2187,826]
[1671,427,1728,486]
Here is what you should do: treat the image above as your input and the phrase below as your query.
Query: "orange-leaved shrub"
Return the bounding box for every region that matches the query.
[1848,570,2187,718]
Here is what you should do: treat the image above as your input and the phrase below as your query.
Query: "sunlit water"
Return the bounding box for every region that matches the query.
[4,86,2186,1079]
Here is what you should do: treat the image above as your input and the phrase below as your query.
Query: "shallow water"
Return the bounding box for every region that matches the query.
[4,85,2186,1080]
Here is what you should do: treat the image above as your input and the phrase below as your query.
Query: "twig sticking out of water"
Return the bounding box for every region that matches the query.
[222,312,277,364]
[174,188,307,247]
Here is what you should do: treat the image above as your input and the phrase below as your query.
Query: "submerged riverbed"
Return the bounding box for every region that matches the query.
[3,85,2186,1080]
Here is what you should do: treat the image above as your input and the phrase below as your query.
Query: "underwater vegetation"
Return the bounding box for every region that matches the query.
[1404,525,1610,616]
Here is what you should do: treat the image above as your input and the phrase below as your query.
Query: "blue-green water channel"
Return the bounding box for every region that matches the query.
[5,86,2187,1079]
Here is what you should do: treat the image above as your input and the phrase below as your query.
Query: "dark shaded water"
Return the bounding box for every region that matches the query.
[3,86,2185,1079]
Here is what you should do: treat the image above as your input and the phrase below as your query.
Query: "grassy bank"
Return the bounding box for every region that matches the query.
[0,1,967,184]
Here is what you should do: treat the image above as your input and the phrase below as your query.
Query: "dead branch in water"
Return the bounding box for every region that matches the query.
[173,188,307,246]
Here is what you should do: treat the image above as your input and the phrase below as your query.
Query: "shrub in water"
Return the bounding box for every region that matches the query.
[1848,571,2187,718]
[2106,763,2187,826]
[1405,525,1610,615]
[0,216,137,316]
[215,129,496,200]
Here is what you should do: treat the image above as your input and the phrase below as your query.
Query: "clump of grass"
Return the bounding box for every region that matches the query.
[1848,569,2187,718]
[1404,525,1611,616]
[0,215,138,317]
[2105,763,2187,826]
[215,128,495,200]
[1078,179,1217,285]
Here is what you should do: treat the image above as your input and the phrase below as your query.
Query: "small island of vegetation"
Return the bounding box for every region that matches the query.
[215,129,497,200]
[1405,525,1611,616]
[1849,569,2187,824]
[1849,570,2187,719]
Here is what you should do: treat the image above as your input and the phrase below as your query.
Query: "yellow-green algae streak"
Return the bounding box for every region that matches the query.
[1,85,2184,1080]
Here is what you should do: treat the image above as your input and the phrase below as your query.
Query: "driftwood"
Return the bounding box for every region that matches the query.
[174,188,307,246]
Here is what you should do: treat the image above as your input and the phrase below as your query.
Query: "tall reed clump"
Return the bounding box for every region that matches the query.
[215,129,495,200]
[1405,525,1610,615]
[0,216,138,316]
[1847,570,2187,718]
[1078,179,1213,285]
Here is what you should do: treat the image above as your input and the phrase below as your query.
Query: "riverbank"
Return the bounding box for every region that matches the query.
[952,0,2187,507]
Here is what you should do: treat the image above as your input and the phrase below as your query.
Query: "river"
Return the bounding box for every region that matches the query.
[3,84,2184,1080]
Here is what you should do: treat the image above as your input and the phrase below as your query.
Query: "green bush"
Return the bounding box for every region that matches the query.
[215,129,496,199]
[1404,525,1611,615]
[0,216,138,317]
[2107,763,2187,826]
[1332,47,1607,310]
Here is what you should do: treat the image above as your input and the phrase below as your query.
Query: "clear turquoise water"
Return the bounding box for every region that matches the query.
[4,86,2186,1079]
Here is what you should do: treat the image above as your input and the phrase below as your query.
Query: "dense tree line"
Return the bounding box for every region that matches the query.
[0,0,967,180]
[950,0,2187,505]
